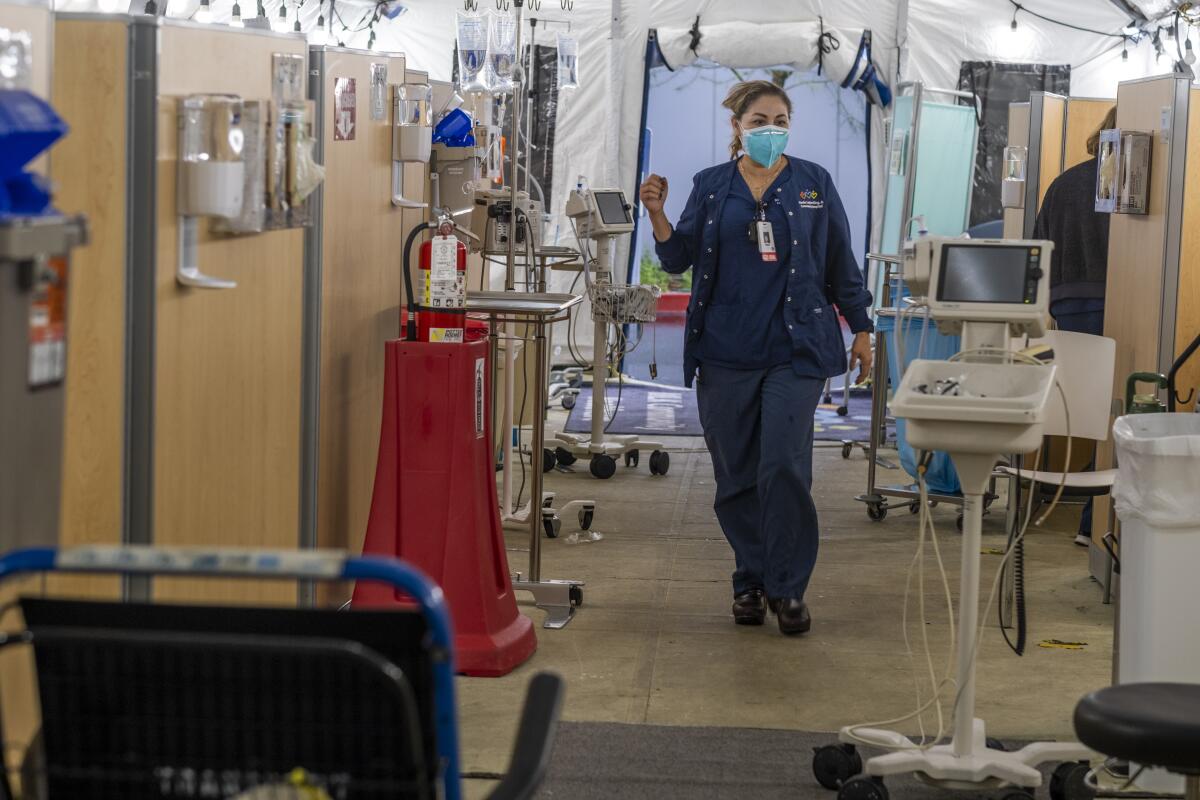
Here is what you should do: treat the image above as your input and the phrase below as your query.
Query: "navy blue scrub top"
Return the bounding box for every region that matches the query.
[695,163,794,370]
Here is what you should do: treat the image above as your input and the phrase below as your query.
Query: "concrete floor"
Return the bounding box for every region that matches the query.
[462,433,1114,796]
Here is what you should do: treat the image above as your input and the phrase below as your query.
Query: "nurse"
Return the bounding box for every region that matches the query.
[639,80,873,635]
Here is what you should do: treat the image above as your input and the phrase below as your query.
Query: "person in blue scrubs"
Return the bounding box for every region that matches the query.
[639,80,873,635]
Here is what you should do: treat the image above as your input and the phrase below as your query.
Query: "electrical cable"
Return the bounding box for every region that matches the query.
[1007,0,1127,40]
[848,357,1071,751]
[514,320,531,511]
[999,452,1028,656]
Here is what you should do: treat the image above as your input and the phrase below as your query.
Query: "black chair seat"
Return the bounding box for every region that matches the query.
[1074,683,1200,774]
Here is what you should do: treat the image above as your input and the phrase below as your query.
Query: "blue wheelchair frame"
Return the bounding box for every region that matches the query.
[0,546,464,800]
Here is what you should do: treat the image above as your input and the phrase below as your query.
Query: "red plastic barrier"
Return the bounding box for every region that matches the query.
[353,336,536,677]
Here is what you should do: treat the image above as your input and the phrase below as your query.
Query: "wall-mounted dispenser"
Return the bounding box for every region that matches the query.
[177,94,245,288]
[392,80,432,208]
[1095,128,1152,215]
[1001,145,1026,209]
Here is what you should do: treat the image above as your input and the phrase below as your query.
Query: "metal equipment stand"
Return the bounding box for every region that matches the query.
[856,255,998,528]
[546,231,668,479]
[468,290,585,629]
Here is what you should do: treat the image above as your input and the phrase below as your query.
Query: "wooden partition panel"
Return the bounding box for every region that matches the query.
[52,17,129,594]
[309,49,407,606]
[1037,94,1067,206]
[1095,75,1188,544]
[1003,102,1030,239]
[1175,88,1200,412]
[152,25,308,604]
[1064,98,1115,171]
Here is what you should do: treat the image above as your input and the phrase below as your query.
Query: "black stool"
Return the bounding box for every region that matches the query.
[1074,683,1200,800]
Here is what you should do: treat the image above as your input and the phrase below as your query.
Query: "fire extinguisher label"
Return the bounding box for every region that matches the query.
[28,258,69,389]
[474,357,485,438]
[430,237,457,280]
[425,236,465,310]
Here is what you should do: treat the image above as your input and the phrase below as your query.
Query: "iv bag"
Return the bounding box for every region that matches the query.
[556,32,578,91]
[456,12,489,94]
[486,10,517,94]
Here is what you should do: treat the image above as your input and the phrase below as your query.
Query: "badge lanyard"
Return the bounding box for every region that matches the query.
[747,200,777,262]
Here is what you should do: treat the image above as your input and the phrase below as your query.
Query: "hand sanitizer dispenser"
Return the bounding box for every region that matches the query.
[177,94,245,288]
[391,81,431,208]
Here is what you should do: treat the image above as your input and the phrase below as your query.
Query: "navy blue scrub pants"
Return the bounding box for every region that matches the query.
[696,362,825,601]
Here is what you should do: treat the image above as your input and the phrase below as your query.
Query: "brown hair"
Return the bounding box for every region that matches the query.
[1086,106,1118,156]
[722,80,793,160]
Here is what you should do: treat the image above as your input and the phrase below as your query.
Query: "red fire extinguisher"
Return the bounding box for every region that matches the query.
[403,217,468,342]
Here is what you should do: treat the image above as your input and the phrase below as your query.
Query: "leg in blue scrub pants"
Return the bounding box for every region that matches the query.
[696,362,825,601]
[1053,309,1104,541]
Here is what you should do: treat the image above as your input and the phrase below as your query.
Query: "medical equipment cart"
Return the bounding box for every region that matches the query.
[0,545,563,800]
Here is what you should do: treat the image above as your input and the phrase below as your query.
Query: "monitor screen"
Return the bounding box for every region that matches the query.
[594,191,630,226]
[937,244,1032,304]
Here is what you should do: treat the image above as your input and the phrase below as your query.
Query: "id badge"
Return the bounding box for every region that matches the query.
[756,221,777,262]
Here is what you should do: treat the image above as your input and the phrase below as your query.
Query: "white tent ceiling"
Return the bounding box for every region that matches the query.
[48,0,1194,274]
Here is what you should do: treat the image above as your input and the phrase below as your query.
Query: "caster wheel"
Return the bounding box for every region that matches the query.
[842,443,853,459]
[909,501,921,515]
[569,374,582,388]
[837,405,849,417]
[866,503,887,522]
[542,515,561,539]
[956,514,965,532]
[542,494,555,509]
[837,775,888,800]
[812,744,862,791]
[555,447,577,466]
[543,449,556,473]
[1049,761,1096,800]
[624,449,640,468]
[985,737,1007,752]
[648,450,670,476]
[578,508,594,530]
[569,584,583,607]
[562,394,576,410]
[589,454,617,480]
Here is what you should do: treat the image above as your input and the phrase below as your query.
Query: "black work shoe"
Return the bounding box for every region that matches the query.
[776,599,811,635]
[732,589,766,625]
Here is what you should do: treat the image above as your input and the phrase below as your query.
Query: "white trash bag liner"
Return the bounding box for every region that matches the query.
[1113,413,1200,529]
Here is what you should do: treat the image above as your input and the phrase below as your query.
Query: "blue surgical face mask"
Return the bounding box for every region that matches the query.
[741,124,789,168]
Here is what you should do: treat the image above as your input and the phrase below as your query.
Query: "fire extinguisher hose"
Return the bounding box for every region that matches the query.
[402,221,431,341]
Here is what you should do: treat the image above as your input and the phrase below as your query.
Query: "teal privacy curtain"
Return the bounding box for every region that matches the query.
[880,96,979,255]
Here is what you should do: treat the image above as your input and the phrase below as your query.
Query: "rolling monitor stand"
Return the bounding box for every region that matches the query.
[824,238,1095,794]
[548,187,668,480]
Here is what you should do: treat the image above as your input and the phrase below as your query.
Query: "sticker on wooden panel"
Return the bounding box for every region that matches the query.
[334,77,357,141]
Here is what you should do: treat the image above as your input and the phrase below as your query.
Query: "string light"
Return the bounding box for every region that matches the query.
[272,0,289,31]
[1122,36,1129,60]
[309,3,330,45]
[193,0,213,23]
[1186,38,1196,65]
[230,0,244,25]
[1011,4,1019,30]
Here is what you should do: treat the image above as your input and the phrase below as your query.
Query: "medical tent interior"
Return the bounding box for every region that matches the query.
[6,0,1200,797]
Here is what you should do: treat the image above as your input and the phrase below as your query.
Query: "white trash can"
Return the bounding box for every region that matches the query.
[1112,413,1200,793]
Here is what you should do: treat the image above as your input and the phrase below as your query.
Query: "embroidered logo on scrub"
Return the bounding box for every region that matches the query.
[799,189,824,210]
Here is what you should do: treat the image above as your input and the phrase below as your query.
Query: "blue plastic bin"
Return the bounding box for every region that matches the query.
[0,88,67,215]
